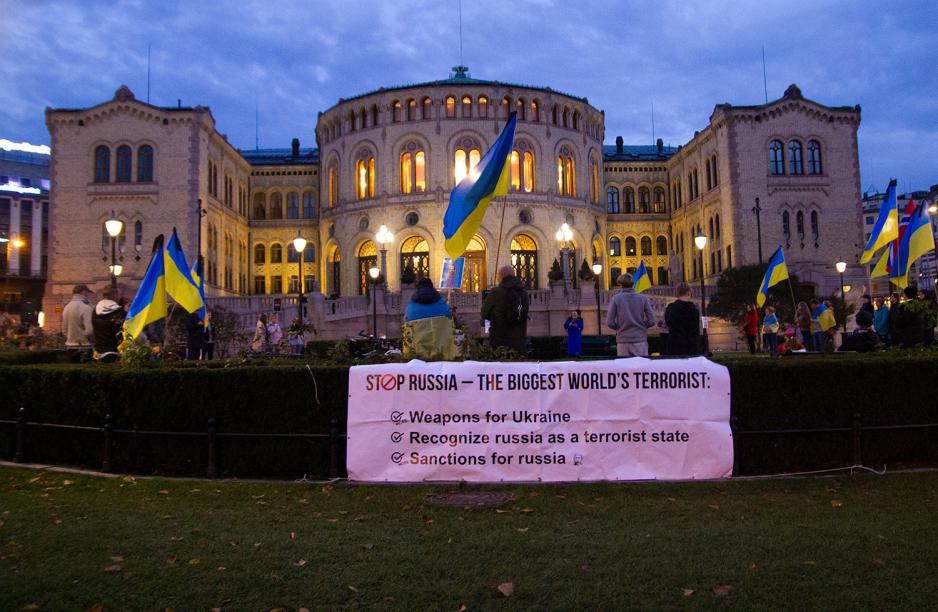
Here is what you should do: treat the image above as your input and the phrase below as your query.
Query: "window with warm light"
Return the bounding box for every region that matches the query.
[392,101,401,123]
[515,98,526,120]
[590,158,600,204]
[478,96,488,118]
[556,150,576,197]
[445,96,456,118]
[407,99,416,121]
[530,100,539,122]
[461,96,472,118]
[454,147,481,185]
[510,147,535,192]
[421,97,432,119]
[355,156,375,200]
[400,145,426,194]
[327,163,338,207]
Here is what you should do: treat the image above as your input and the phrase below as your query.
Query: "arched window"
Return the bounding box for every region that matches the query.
[510,234,538,289]
[509,143,535,192]
[788,140,803,175]
[562,107,569,128]
[590,158,600,204]
[400,235,430,280]
[573,110,580,131]
[796,210,805,241]
[708,217,714,239]
[348,110,357,131]
[454,142,481,185]
[461,96,472,118]
[303,191,315,218]
[640,236,652,256]
[421,97,432,120]
[355,155,375,200]
[625,237,637,256]
[501,96,511,119]
[478,96,488,118]
[94,145,110,182]
[551,104,558,125]
[359,108,366,129]
[653,187,666,213]
[328,245,342,296]
[269,192,283,219]
[530,100,539,122]
[515,98,526,120]
[606,187,619,213]
[357,240,378,295]
[807,140,822,174]
[287,192,299,218]
[254,243,266,264]
[269,243,282,263]
[287,243,300,263]
[711,155,719,186]
[715,214,721,238]
[134,220,143,249]
[327,162,339,207]
[253,193,266,219]
[656,235,668,256]
[392,100,402,122]
[406,99,417,121]
[782,210,791,244]
[445,96,456,118]
[462,235,487,291]
[371,104,380,126]
[556,147,576,196]
[137,145,153,182]
[769,139,784,175]
[811,210,819,242]
[400,143,426,193]
[115,145,132,182]
[638,187,650,213]
[623,187,635,213]
[609,236,621,256]
[705,159,712,191]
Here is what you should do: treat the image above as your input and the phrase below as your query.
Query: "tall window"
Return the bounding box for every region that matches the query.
[407,99,417,121]
[371,104,380,126]
[625,236,637,256]
[254,276,266,294]
[515,98,526,120]
[137,145,153,182]
[810,210,820,243]
[254,244,266,264]
[530,100,539,122]
[796,210,805,241]
[270,243,282,263]
[445,96,456,118]
[656,235,668,255]
[590,158,600,204]
[327,162,338,207]
[461,96,472,118]
[782,211,791,245]
[303,191,315,218]
[253,193,266,219]
[501,97,511,119]
[510,234,538,289]
[422,97,432,119]
[769,139,784,175]
[609,236,621,256]
[94,145,110,182]
[640,236,652,256]
[115,145,132,182]
[807,140,822,174]
[638,187,650,213]
[400,236,430,279]
[269,192,283,219]
[454,145,481,185]
[510,146,535,193]
[401,144,426,193]
[357,241,378,295]
[653,187,666,213]
[705,159,713,191]
[392,100,401,122]
[287,243,299,263]
[788,140,803,175]
[606,187,619,213]
[556,148,576,196]
[478,96,488,118]
[356,155,375,200]
[623,187,635,213]
[711,155,719,186]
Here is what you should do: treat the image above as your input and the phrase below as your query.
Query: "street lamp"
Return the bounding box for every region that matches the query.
[927,202,938,288]
[109,264,123,277]
[555,222,573,291]
[694,230,709,355]
[375,224,393,287]
[752,197,764,265]
[105,212,123,290]
[836,260,847,333]
[369,265,380,337]
[592,262,603,335]
[293,234,307,328]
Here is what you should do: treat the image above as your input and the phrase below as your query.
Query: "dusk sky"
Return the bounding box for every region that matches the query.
[3,0,936,193]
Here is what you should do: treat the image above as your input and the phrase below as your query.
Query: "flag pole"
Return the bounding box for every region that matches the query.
[787,275,797,315]
[493,196,508,287]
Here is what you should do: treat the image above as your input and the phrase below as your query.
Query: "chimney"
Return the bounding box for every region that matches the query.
[291,138,300,157]
[656,138,664,153]
[615,136,623,155]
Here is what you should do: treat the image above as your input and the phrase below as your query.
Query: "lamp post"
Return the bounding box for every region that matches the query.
[369,265,380,337]
[105,212,123,290]
[836,260,847,333]
[555,222,573,291]
[694,230,709,355]
[592,262,603,335]
[293,234,307,328]
[752,197,764,265]
[375,224,393,288]
[928,202,938,289]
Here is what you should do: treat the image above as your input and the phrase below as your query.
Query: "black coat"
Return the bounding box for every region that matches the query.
[895,302,925,348]
[480,276,528,354]
[185,313,204,351]
[664,299,700,356]
[92,305,124,355]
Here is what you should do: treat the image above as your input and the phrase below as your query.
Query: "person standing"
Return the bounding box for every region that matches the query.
[185,312,203,360]
[605,273,656,357]
[62,283,95,357]
[251,313,269,354]
[741,303,759,354]
[796,301,813,350]
[887,292,901,346]
[480,265,529,355]
[810,299,827,351]
[872,297,890,344]
[859,294,875,317]
[762,306,780,355]
[91,287,125,362]
[202,312,216,360]
[895,286,925,348]
[663,282,699,356]
[563,310,584,357]
[267,313,284,354]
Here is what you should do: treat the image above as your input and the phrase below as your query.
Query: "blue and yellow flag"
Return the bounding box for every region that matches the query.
[870,247,889,278]
[633,261,651,293]
[443,112,517,260]
[898,202,936,281]
[814,303,837,332]
[124,235,167,341]
[191,258,207,325]
[860,179,898,264]
[755,246,789,307]
[164,228,204,314]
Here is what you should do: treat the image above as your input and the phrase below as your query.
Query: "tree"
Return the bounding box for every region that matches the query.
[707,264,814,325]
[577,259,595,281]
[548,258,564,282]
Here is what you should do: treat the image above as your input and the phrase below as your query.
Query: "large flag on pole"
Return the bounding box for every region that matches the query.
[191,258,207,324]
[124,235,167,340]
[870,247,889,278]
[755,246,789,307]
[887,198,918,288]
[897,202,936,282]
[860,179,898,264]
[443,112,517,260]
[632,261,652,293]
[164,228,204,314]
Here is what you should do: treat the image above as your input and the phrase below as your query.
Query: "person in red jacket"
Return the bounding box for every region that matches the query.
[740,303,759,354]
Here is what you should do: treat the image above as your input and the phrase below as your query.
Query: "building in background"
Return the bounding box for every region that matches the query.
[0,139,51,323]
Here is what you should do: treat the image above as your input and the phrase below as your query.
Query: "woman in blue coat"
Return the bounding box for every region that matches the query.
[564,309,584,357]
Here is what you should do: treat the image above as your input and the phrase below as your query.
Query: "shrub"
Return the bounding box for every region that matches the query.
[548,258,564,282]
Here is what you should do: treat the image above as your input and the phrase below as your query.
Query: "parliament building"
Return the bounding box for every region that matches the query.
[42,67,863,332]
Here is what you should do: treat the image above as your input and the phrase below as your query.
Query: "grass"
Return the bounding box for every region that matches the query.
[2,466,938,610]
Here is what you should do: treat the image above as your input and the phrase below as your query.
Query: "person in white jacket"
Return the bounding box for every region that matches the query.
[62,284,94,354]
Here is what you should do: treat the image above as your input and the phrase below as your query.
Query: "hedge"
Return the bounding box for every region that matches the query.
[1,353,937,477]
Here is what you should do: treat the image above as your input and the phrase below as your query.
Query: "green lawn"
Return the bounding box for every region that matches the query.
[2,465,937,610]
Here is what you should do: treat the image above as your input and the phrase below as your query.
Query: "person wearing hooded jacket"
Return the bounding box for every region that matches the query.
[403,277,455,360]
[92,287,125,362]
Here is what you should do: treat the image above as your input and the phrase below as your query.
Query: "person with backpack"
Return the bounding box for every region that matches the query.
[481,265,529,355]
[606,272,656,357]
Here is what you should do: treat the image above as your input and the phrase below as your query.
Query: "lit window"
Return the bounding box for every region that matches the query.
[522,151,534,192]
[327,163,338,207]
[400,145,426,194]
[407,99,416,121]
[478,96,488,118]
[462,96,472,118]
[516,98,526,120]
[355,156,375,200]
[392,100,402,123]
[530,100,539,122]
[446,96,456,118]
[422,97,432,119]
[454,147,481,185]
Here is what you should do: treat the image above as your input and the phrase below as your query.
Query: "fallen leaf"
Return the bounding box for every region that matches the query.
[54,518,63,525]
[190,528,202,535]
[252,542,262,551]
[447,537,453,544]
[712,585,733,597]
[22,604,40,611]
[682,588,696,597]
[87,604,105,612]
[347,585,359,593]
[251,494,265,500]
[63,480,74,486]
[326,518,339,523]
[362,542,375,550]
[165,556,177,565]
[708,504,720,510]
[497,582,514,597]
[831,500,843,508]
[298,497,310,505]
[217,566,226,571]
[290,531,297,541]
[457,606,467,612]
[520,508,535,514]
[293,559,308,567]
[353,514,365,522]
[110,556,124,562]
[802,560,816,566]
[121,475,136,484]
[400,504,411,512]
[494,509,509,514]
[187,558,200,566]
[517,527,529,533]
[28,477,41,484]
[104,564,122,573]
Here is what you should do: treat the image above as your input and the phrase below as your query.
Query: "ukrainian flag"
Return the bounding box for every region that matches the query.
[898,202,936,280]
[755,246,789,307]
[191,259,207,325]
[443,112,517,260]
[870,247,889,278]
[816,303,837,332]
[124,235,167,341]
[633,261,652,293]
[860,179,898,264]
[164,228,204,314]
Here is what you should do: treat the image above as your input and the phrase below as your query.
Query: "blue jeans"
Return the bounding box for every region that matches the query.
[764,332,778,354]
[813,331,827,351]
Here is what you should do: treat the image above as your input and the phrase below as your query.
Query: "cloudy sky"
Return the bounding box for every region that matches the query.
[2,0,935,193]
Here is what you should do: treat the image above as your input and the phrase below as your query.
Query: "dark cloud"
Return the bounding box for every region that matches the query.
[2,0,935,191]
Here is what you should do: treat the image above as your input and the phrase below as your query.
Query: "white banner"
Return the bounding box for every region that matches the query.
[347,357,732,482]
